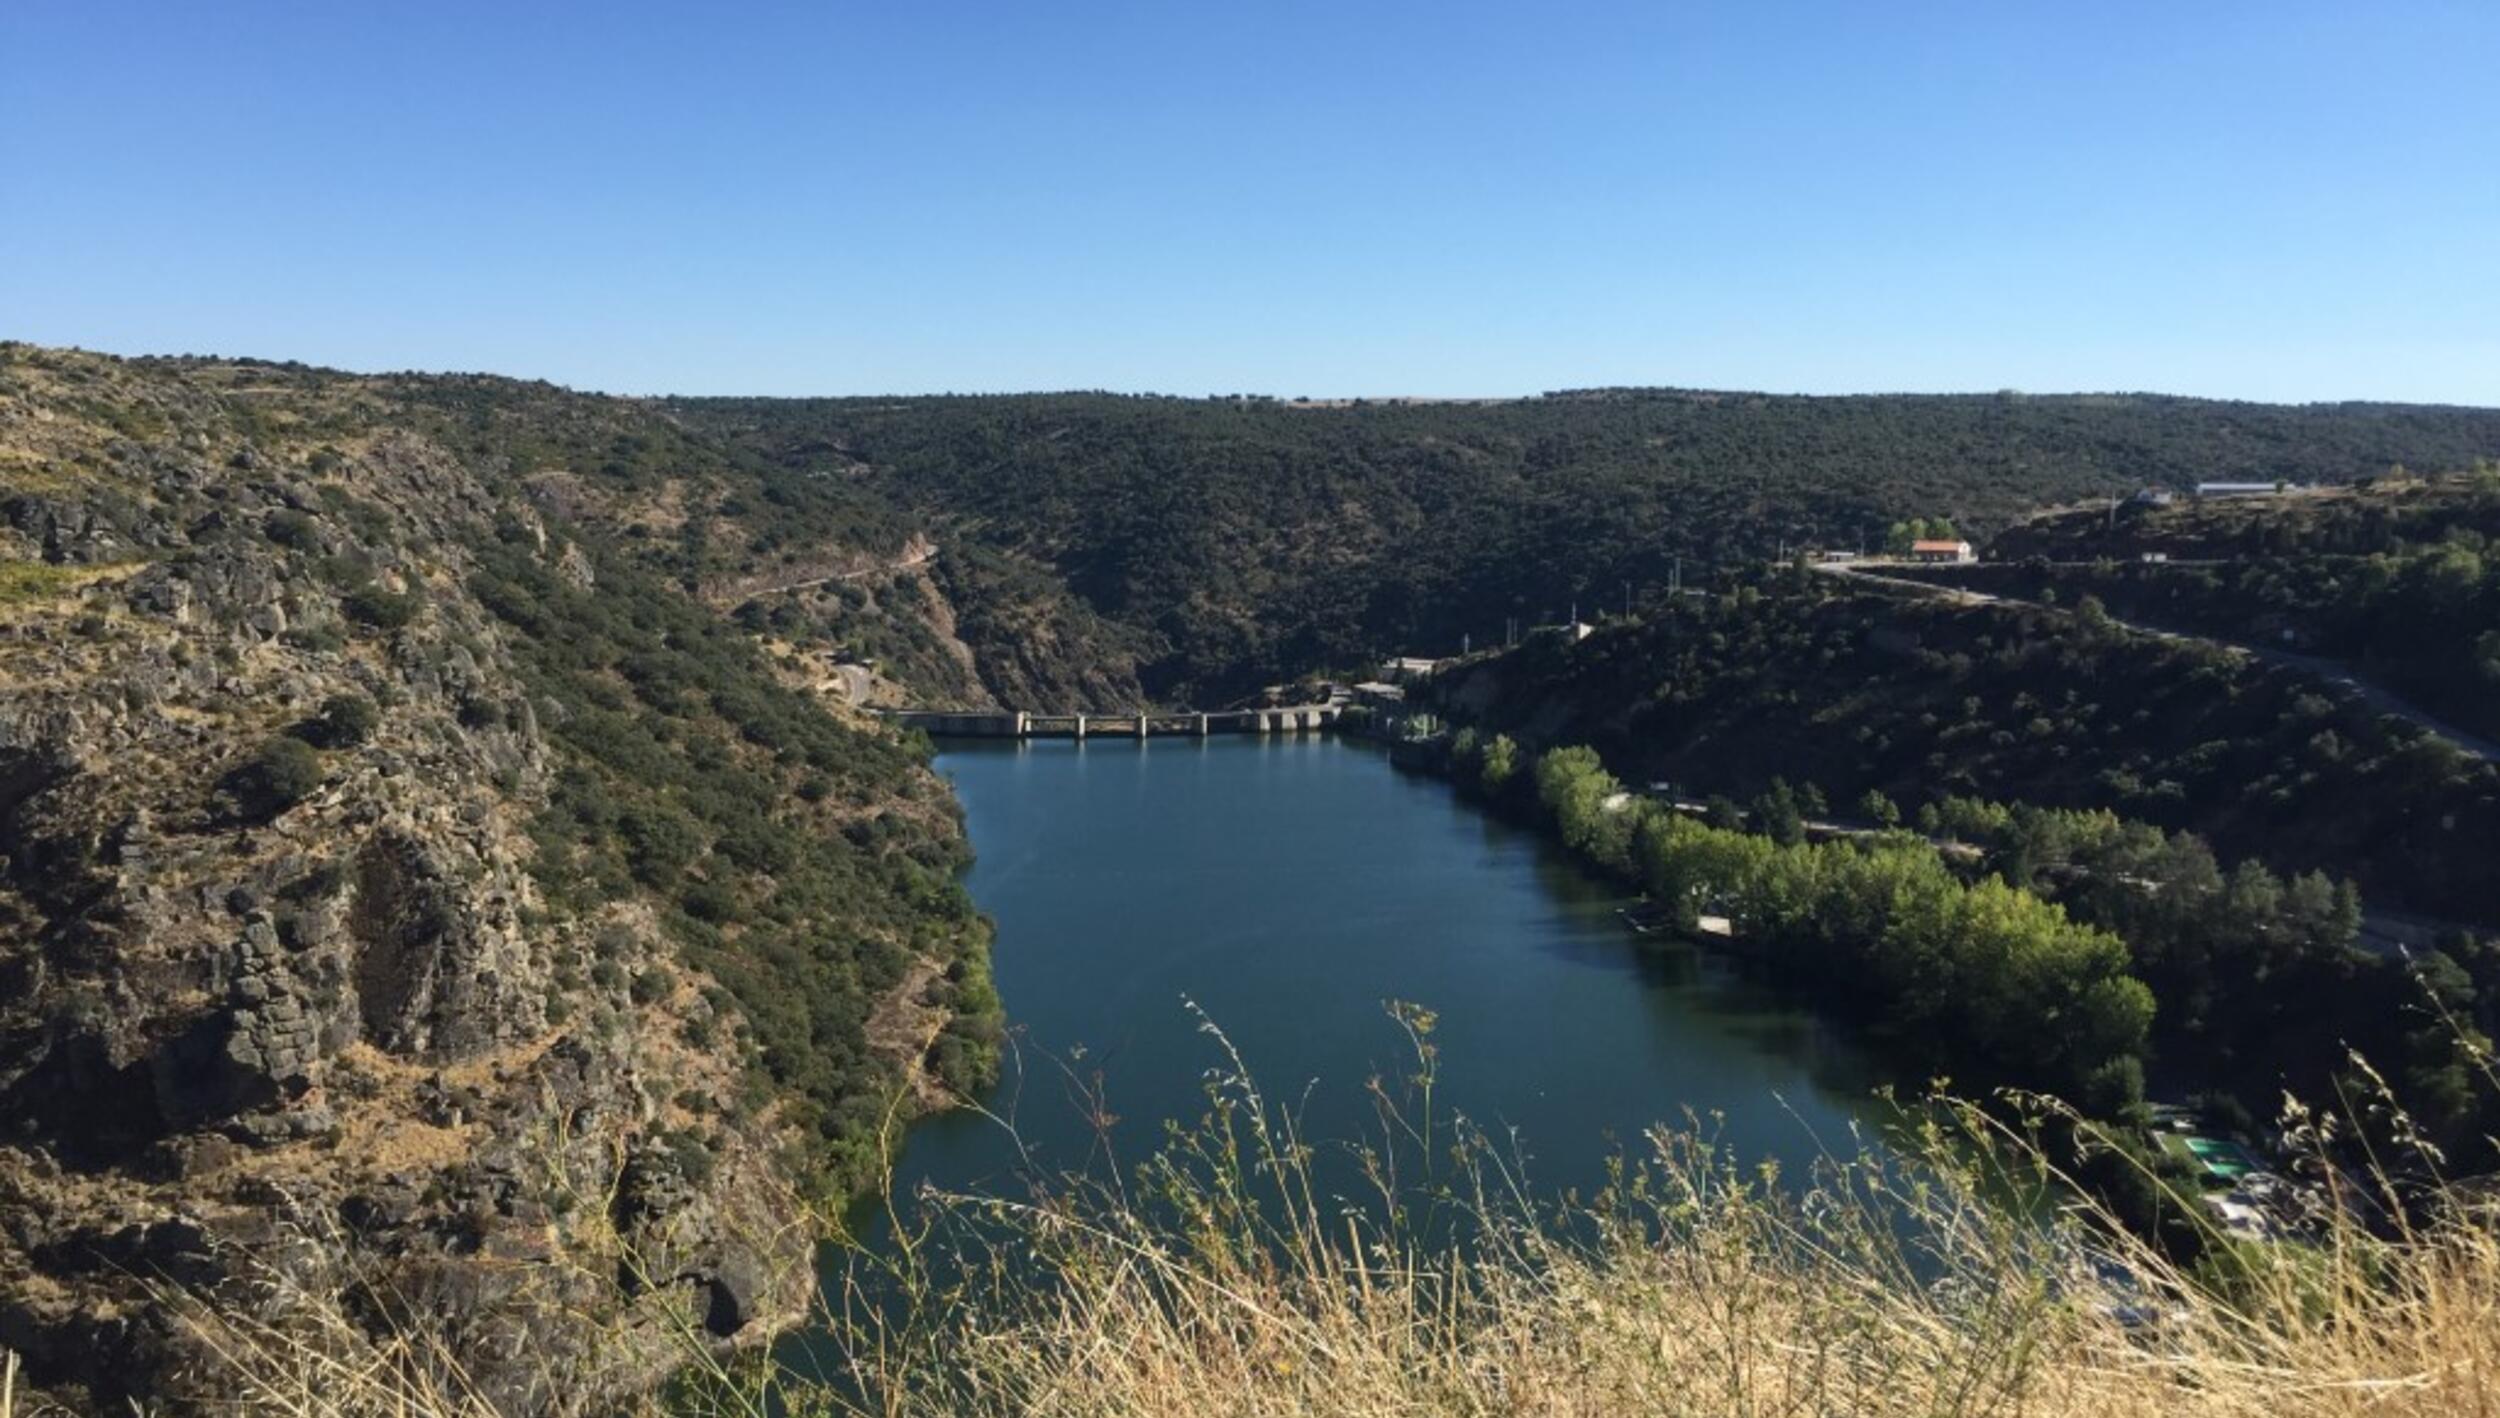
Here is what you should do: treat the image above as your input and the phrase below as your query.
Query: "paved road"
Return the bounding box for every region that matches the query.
[1810,560,2500,764]
[2227,640,2500,762]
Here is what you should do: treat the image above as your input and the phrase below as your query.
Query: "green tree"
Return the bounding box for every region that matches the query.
[1536,746,1631,868]
[1751,778,1806,846]
[1477,734,1520,801]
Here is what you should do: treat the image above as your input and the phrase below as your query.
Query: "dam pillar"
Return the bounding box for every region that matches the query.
[1014,711,1030,737]
[1196,713,1209,737]
[1135,711,1150,739]
[1074,713,1086,740]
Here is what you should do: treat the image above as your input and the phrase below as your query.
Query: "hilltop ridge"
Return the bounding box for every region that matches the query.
[677,384,2500,701]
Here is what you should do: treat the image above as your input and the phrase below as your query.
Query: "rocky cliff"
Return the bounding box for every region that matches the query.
[0,346,997,1411]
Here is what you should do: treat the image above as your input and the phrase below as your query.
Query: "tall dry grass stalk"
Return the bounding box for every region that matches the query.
[84,1008,2500,1416]
[782,1012,2500,1418]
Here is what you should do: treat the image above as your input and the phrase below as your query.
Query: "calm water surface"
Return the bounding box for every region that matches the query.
[880,734,1878,1212]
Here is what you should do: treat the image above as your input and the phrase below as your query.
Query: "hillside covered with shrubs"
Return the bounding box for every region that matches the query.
[1431,573,2500,924]
[1917,470,2500,742]
[680,389,2500,701]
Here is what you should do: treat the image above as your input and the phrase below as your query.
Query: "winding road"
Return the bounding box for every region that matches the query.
[749,538,938,596]
[1811,560,2500,764]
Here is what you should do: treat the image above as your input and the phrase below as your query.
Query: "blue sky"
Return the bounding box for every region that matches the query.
[4,2,2495,401]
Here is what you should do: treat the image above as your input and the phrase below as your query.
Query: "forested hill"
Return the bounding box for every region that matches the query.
[1430,571,2500,926]
[678,389,2500,701]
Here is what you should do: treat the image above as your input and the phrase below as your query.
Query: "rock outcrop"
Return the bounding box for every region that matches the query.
[0,347,986,1412]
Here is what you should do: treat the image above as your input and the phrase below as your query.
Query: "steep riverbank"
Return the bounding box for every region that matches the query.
[0,347,996,1411]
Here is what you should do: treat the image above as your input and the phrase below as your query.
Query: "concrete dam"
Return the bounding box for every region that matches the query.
[885,704,1345,738]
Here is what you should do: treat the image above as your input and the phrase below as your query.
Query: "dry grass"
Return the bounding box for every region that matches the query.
[777,1017,2500,1418]
[0,556,139,609]
[15,1013,2499,1417]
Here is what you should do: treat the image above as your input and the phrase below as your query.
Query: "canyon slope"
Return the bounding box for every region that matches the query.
[0,347,1000,1409]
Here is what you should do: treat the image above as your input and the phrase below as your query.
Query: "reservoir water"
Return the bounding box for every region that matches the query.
[878,733,1878,1216]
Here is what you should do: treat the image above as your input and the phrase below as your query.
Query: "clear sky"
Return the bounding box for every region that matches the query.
[5,2,2495,402]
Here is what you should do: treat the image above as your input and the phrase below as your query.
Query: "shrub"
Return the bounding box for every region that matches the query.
[681,881,736,923]
[296,692,380,749]
[263,509,320,549]
[342,584,419,630]
[223,736,326,819]
[662,1128,717,1186]
[620,806,703,888]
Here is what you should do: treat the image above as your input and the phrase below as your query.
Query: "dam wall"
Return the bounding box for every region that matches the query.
[888,705,1345,738]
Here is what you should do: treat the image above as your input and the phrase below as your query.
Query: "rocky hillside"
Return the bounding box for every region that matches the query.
[0,346,999,1410]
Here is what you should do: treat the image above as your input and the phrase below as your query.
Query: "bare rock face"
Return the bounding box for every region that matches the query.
[0,350,818,1413]
[345,828,536,1058]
